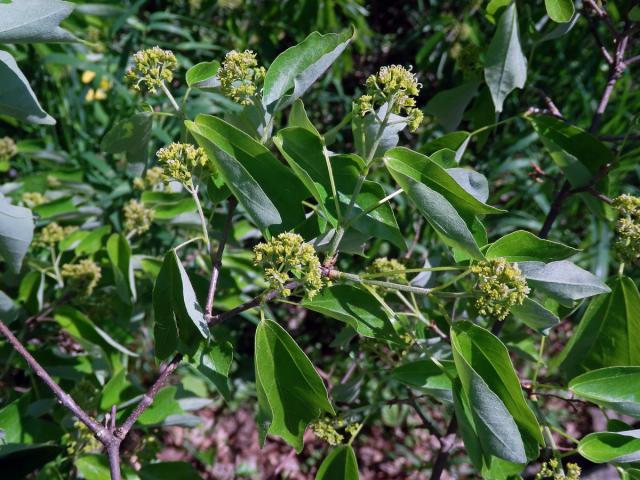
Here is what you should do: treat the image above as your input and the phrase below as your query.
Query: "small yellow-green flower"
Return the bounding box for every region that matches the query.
[535,459,581,480]
[613,194,640,265]
[125,46,178,95]
[156,143,208,187]
[21,192,47,208]
[366,257,407,293]
[34,222,78,248]
[218,50,266,105]
[62,259,102,297]
[133,166,167,191]
[123,199,155,236]
[355,65,423,131]
[310,417,344,446]
[253,232,325,299]
[471,258,529,321]
[0,137,17,170]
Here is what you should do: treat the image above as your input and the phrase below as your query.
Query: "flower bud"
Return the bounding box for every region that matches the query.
[470,258,529,321]
[61,259,102,297]
[218,49,266,105]
[123,199,155,236]
[125,46,178,95]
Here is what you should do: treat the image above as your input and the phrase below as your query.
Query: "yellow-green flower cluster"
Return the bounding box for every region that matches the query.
[455,43,484,80]
[133,166,167,191]
[310,416,361,445]
[62,259,102,297]
[0,136,16,162]
[613,194,640,265]
[156,143,208,187]
[21,192,47,208]
[123,199,155,236]
[253,232,325,299]
[535,459,581,480]
[355,65,423,132]
[471,258,529,321]
[218,50,266,105]
[367,257,407,293]
[125,46,178,95]
[34,222,78,248]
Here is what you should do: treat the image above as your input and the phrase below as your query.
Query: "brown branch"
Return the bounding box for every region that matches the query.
[429,415,458,480]
[204,198,237,322]
[406,388,443,439]
[114,353,183,440]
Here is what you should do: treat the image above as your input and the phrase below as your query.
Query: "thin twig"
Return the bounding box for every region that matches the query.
[429,415,458,480]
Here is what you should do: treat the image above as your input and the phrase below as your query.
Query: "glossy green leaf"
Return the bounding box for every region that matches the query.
[528,115,612,188]
[153,250,208,360]
[0,290,18,326]
[425,81,481,132]
[0,51,55,125]
[288,99,320,135]
[569,367,640,418]
[262,28,353,110]
[101,112,152,157]
[353,103,407,160]
[578,430,640,463]
[0,0,75,43]
[100,369,132,410]
[484,2,527,112]
[186,60,220,88]
[107,233,136,304]
[451,321,543,462]
[316,445,359,480]
[392,359,454,401]
[141,191,196,220]
[75,225,111,256]
[255,319,334,452]
[75,454,110,480]
[510,297,559,334]
[0,200,34,273]
[187,115,308,233]
[555,276,640,379]
[519,260,610,304]
[302,284,400,342]
[486,230,579,262]
[545,0,575,23]
[32,196,75,219]
[137,386,183,425]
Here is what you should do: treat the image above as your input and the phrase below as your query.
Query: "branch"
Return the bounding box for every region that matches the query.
[0,320,113,443]
[204,198,237,322]
[114,353,183,440]
[429,415,458,480]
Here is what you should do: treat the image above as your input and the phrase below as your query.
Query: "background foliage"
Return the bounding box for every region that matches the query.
[0,0,639,479]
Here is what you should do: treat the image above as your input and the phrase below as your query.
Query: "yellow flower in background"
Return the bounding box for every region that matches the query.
[81,70,97,84]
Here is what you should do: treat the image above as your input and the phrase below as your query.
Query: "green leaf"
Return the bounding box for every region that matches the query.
[392,359,454,401]
[186,60,220,88]
[578,430,640,463]
[288,99,320,136]
[137,386,183,425]
[569,367,640,418]
[510,297,559,334]
[75,225,111,256]
[0,290,19,326]
[555,276,640,379]
[353,103,407,160]
[107,233,136,304]
[100,369,132,410]
[153,250,209,359]
[425,81,480,132]
[0,200,34,273]
[0,51,55,125]
[0,0,75,43]
[527,115,613,188]
[385,148,500,259]
[262,28,353,111]
[141,191,196,220]
[302,285,400,343]
[140,461,201,480]
[484,2,527,112]
[545,0,575,23]
[316,445,359,480]
[486,230,579,262]
[255,319,334,452]
[519,260,611,304]
[101,113,153,158]
[75,454,110,480]
[451,321,543,463]
[187,115,308,233]
[32,196,76,219]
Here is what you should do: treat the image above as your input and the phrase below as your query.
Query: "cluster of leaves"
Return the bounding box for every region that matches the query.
[0,1,639,480]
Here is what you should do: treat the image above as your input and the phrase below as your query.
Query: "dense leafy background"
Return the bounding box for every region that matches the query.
[0,0,639,479]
